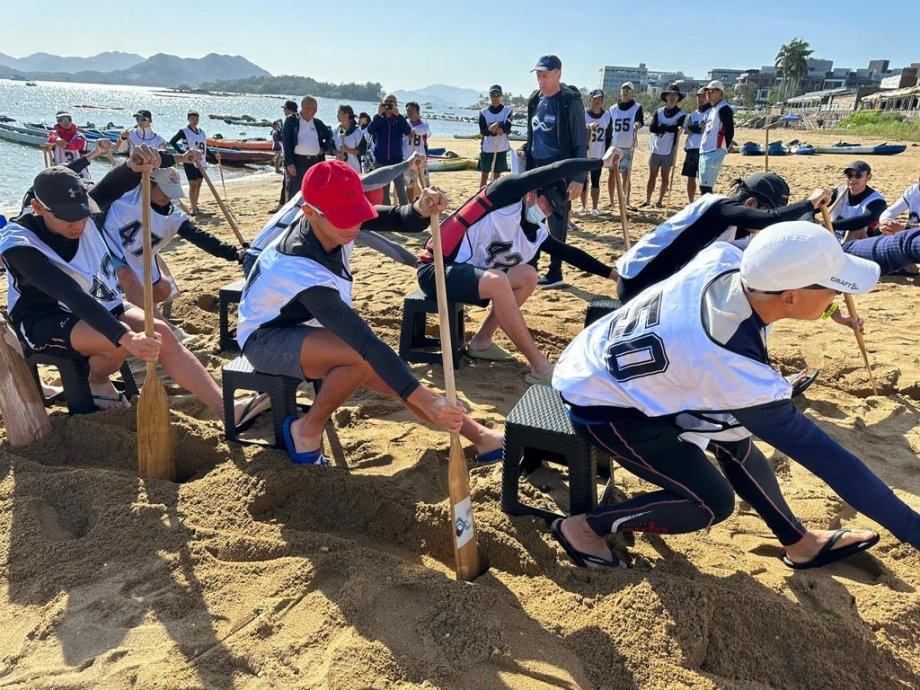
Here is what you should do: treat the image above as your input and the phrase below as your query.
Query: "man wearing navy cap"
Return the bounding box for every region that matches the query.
[524,54,588,288]
[828,160,886,242]
[479,84,513,187]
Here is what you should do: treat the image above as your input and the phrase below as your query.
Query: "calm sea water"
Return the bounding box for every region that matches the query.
[0,80,484,214]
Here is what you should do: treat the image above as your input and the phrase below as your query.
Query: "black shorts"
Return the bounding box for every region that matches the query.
[417,262,489,307]
[183,163,203,181]
[681,149,700,178]
[15,304,125,359]
[589,167,602,189]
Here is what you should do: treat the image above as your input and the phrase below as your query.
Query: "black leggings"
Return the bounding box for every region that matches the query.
[572,408,806,546]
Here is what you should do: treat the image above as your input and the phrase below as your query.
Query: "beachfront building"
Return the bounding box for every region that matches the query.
[598,64,648,93]
[646,71,685,96]
[737,59,896,106]
[706,69,745,87]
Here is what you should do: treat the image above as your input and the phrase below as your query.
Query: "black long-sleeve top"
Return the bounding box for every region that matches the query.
[649,106,687,134]
[830,187,887,235]
[478,105,514,137]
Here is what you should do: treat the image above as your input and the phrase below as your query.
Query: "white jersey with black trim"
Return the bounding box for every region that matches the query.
[684,108,707,150]
[101,187,187,284]
[481,106,513,154]
[403,120,430,160]
[648,107,683,156]
[610,102,640,149]
[236,240,355,348]
[454,202,549,268]
[555,242,791,447]
[182,127,208,168]
[333,128,366,174]
[0,217,123,315]
[127,128,166,154]
[615,194,730,279]
[52,144,91,180]
[830,184,885,241]
[252,193,304,251]
[881,183,920,226]
[700,102,731,153]
[586,110,612,158]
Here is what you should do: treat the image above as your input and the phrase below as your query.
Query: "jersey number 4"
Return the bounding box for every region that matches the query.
[118,220,163,257]
[604,291,669,381]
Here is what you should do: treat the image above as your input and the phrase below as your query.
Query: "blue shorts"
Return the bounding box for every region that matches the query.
[699,149,727,188]
[619,147,635,173]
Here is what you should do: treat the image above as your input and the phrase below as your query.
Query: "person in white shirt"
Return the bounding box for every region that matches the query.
[168,110,208,214]
[404,101,430,194]
[282,95,333,200]
[479,85,513,187]
[579,89,612,215]
[333,105,366,175]
[681,88,711,202]
[117,109,166,155]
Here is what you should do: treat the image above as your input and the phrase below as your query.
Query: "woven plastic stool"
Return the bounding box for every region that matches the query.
[501,384,598,521]
[26,352,139,415]
[222,354,320,448]
[219,277,246,351]
[398,289,465,368]
[584,297,622,328]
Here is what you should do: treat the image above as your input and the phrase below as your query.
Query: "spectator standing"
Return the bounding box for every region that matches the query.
[282,95,333,202]
[643,85,686,208]
[368,94,411,204]
[479,85,513,187]
[357,112,375,174]
[682,88,710,202]
[169,110,208,215]
[579,89,612,215]
[271,120,283,174]
[699,80,735,195]
[608,82,644,210]
[404,102,430,192]
[333,105,366,175]
[117,109,166,155]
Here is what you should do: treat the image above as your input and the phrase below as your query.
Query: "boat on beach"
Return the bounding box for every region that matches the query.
[812,142,907,156]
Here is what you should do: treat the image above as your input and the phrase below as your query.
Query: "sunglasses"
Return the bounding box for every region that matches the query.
[621,88,633,93]
[56,117,72,123]
[844,171,865,179]
[135,116,148,122]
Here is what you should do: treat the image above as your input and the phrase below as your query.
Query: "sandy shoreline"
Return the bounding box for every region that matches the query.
[1,132,919,689]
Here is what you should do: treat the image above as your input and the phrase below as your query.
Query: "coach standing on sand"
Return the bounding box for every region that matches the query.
[524,54,588,288]
[283,96,333,202]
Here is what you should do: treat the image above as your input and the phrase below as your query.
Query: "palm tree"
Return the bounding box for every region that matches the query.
[775,38,813,101]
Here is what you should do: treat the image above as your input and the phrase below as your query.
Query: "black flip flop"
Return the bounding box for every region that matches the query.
[787,370,820,398]
[550,518,621,569]
[781,528,880,570]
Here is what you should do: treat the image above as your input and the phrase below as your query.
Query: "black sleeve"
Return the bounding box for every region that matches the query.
[667,113,687,133]
[294,285,420,399]
[833,198,887,232]
[722,106,735,147]
[539,234,612,277]
[3,247,128,345]
[686,120,703,134]
[169,129,186,150]
[66,156,91,175]
[478,113,489,137]
[635,106,645,127]
[649,110,664,134]
[712,199,815,230]
[357,135,368,157]
[176,219,240,261]
[363,203,429,234]
[501,117,513,134]
[486,158,603,208]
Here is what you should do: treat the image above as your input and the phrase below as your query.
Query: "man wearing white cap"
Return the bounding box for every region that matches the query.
[698,80,734,195]
[550,221,920,569]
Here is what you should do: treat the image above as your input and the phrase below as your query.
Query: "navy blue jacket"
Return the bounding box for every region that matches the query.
[282,114,333,167]
[367,113,410,166]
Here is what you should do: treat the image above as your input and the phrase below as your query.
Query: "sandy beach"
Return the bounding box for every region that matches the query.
[1,130,919,689]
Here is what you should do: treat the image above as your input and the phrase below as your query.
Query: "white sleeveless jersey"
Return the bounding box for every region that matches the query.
[648,107,683,156]
[252,192,304,250]
[0,218,123,315]
[237,239,355,348]
[555,242,791,446]
[610,102,640,149]
[882,183,920,226]
[455,202,549,268]
[333,128,366,174]
[616,194,730,279]
[127,128,166,153]
[585,110,612,158]
[700,102,731,153]
[684,108,707,150]
[481,106,513,153]
[101,188,187,284]
[830,184,885,241]
[403,120,431,160]
[182,127,208,168]
[52,145,92,180]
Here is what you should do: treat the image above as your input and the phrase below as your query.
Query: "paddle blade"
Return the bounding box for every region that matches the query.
[447,433,480,581]
[0,336,52,446]
[137,364,175,481]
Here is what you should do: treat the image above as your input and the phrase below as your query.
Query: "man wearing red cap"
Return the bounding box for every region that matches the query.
[237,160,504,465]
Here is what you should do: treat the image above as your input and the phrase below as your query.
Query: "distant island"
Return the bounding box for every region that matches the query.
[197,75,383,102]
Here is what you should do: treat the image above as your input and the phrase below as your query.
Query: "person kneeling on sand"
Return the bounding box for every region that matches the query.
[0,146,268,427]
[237,160,504,466]
[550,222,920,569]
[416,149,622,387]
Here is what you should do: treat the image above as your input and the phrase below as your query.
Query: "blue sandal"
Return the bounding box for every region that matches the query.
[282,415,329,466]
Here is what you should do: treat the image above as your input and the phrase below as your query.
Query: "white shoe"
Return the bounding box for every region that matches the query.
[576,204,587,214]
[591,207,603,216]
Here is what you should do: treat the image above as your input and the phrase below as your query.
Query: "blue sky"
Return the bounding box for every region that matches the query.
[1,0,914,95]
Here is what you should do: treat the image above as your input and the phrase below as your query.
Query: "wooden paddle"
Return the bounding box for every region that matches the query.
[663,130,681,218]
[137,171,176,481]
[41,145,53,168]
[819,205,879,395]
[214,145,228,200]
[0,322,52,446]
[198,163,247,247]
[614,168,631,250]
[424,193,481,581]
[764,127,770,172]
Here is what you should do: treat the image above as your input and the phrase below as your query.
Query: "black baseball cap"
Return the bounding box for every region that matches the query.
[187,110,199,117]
[283,100,298,112]
[844,160,871,174]
[531,55,562,72]
[489,84,503,94]
[32,166,101,222]
[738,172,790,209]
[589,89,604,99]
[133,109,152,120]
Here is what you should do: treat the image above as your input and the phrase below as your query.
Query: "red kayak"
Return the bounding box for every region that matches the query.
[207,137,274,151]
[207,147,275,165]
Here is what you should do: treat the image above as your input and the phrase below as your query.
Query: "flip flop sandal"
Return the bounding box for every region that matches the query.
[524,367,554,386]
[781,528,880,570]
[281,415,329,466]
[466,342,513,361]
[787,370,820,398]
[475,448,503,465]
[92,392,131,411]
[550,518,622,569]
[235,393,272,432]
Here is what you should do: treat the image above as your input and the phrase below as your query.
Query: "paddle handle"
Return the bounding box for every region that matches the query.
[428,212,458,402]
[614,168,631,249]
[199,163,247,246]
[141,171,155,337]
[663,131,680,218]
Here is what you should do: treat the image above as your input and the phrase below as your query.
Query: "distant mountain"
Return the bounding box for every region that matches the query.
[395,84,485,108]
[0,51,144,73]
[0,53,270,88]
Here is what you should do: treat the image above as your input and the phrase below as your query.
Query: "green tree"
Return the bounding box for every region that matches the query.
[737,82,758,109]
[775,38,813,102]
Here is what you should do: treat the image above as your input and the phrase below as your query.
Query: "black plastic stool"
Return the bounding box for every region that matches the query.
[398,289,465,368]
[222,354,320,448]
[584,297,622,328]
[219,278,246,351]
[26,352,139,415]
[501,385,599,521]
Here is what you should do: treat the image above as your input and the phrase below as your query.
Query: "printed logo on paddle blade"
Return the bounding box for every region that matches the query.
[454,496,474,549]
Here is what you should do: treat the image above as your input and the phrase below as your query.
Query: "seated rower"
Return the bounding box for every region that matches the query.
[827,161,886,242]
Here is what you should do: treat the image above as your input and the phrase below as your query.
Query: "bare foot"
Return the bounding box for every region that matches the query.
[784,528,879,565]
[473,428,504,457]
[89,379,130,410]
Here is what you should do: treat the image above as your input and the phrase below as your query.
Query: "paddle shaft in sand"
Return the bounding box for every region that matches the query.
[614,167,631,250]
[663,131,681,218]
[198,164,247,246]
[427,206,481,581]
[137,171,176,481]
[819,206,879,395]
[0,327,52,446]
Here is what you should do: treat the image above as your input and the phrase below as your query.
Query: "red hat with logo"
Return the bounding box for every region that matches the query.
[301,160,378,228]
